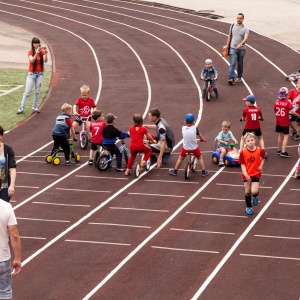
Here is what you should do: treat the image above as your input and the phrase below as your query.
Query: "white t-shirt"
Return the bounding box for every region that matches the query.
[0,200,17,262]
[182,125,198,150]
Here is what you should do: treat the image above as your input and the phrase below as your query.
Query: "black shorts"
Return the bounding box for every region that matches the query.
[90,142,102,151]
[275,125,289,135]
[74,116,92,125]
[242,128,262,137]
[243,176,260,183]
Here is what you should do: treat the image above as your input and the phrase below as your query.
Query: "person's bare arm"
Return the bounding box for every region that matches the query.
[8,225,21,276]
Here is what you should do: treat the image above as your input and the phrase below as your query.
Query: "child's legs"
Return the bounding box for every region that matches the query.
[52,135,60,153]
[127,150,138,169]
[174,156,184,170]
[277,132,283,150]
[72,118,81,130]
[219,147,226,160]
[258,135,265,149]
[240,135,244,151]
[197,155,205,170]
[141,145,152,162]
[244,181,252,207]
[109,145,122,168]
[282,134,289,152]
[60,137,70,161]
[251,182,259,197]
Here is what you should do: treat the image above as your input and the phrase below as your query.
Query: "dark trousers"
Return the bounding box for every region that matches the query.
[103,144,122,168]
[52,135,70,161]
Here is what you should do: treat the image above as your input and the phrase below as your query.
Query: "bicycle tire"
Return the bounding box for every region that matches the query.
[75,153,81,162]
[93,150,100,167]
[53,157,61,165]
[133,161,141,178]
[191,156,197,172]
[207,87,211,101]
[145,158,151,171]
[96,155,109,171]
[80,133,89,150]
[46,155,53,163]
[184,162,190,179]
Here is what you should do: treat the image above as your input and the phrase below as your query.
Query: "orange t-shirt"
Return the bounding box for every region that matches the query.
[239,147,265,178]
[28,50,45,72]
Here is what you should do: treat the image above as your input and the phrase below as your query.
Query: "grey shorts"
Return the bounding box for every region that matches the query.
[0,260,12,299]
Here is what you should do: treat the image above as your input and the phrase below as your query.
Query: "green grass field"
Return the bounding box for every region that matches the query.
[0,69,51,131]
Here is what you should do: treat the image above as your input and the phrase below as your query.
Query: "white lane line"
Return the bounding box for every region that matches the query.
[17,172,59,176]
[290,188,300,191]
[65,240,131,246]
[151,246,219,254]
[240,254,300,261]
[15,185,39,189]
[216,183,272,189]
[76,175,128,180]
[279,203,300,206]
[109,207,169,213]
[20,236,46,240]
[55,188,111,193]
[171,228,235,235]
[202,197,244,202]
[82,168,223,299]
[89,222,151,229]
[17,217,70,223]
[267,218,300,222]
[128,192,185,198]
[254,235,300,240]
[32,202,91,207]
[144,179,199,184]
[191,162,298,300]
[186,212,247,219]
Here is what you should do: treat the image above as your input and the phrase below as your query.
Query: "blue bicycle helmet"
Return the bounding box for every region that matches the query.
[185,113,195,124]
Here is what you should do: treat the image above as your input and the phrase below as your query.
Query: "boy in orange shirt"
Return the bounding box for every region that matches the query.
[239,132,265,215]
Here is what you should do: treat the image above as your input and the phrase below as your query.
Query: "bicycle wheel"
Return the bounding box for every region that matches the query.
[53,157,61,165]
[93,150,100,167]
[123,148,129,165]
[145,158,151,171]
[96,155,109,171]
[46,155,52,163]
[184,162,190,179]
[75,153,81,162]
[80,133,89,150]
[133,161,141,178]
[207,87,211,101]
[191,156,197,172]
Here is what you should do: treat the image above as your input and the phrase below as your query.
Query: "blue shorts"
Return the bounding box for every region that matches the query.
[0,260,12,299]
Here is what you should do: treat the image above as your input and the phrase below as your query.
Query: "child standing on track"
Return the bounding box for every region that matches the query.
[52,103,76,165]
[125,114,156,176]
[72,84,97,132]
[274,87,300,158]
[239,132,265,215]
[102,113,129,172]
[287,79,300,141]
[200,59,219,98]
[240,94,265,152]
[169,113,209,177]
[86,110,106,165]
[216,120,238,166]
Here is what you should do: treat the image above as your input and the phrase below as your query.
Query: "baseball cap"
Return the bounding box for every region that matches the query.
[242,95,255,103]
[105,113,116,124]
[185,113,195,124]
[278,87,288,99]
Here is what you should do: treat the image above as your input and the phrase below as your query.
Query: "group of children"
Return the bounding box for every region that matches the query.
[51,72,300,215]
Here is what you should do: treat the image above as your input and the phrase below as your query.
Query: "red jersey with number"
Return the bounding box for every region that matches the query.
[74,97,96,118]
[242,106,263,129]
[274,99,293,126]
[129,125,148,148]
[89,120,106,144]
[239,147,265,178]
[28,50,46,72]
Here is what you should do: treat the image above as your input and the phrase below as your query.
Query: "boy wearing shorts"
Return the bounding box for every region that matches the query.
[274,87,299,158]
[239,132,265,215]
[169,113,209,177]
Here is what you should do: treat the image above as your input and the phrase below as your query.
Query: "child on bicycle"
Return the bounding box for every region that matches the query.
[216,120,238,166]
[86,110,106,165]
[239,132,266,215]
[125,114,156,176]
[102,113,129,172]
[52,103,76,165]
[240,95,265,154]
[200,58,219,98]
[72,84,97,132]
[169,113,209,177]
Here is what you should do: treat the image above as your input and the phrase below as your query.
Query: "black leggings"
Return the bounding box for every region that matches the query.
[52,135,70,160]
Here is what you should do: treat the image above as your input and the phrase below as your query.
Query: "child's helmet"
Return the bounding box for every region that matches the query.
[205,59,212,64]
[185,113,195,124]
[278,87,288,99]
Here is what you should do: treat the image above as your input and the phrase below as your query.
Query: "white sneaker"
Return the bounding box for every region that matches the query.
[16,107,24,114]
[32,108,40,113]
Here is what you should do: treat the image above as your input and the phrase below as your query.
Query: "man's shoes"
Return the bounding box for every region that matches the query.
[228,79,234,85]
[280,151,291,158]
[32,107,40,113]
[252,197,259,206]
[16,107,24,114]
[125,169,131,176]
[294,134,300,141]
[201,170,209,177]
[88,159,93,165]
[276,149,282,155]
[169,169,178,176]
[290,130,297,138]
[65,160,75,165]
[246,207,253,215]
[234,77,242,83]
[116,167,125,172]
